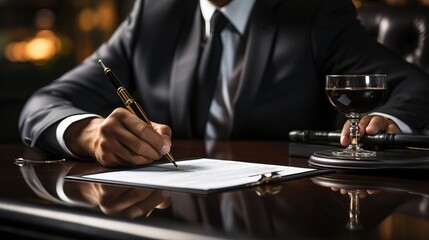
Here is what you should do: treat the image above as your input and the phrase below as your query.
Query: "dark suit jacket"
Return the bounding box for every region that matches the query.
[18,0,429,156]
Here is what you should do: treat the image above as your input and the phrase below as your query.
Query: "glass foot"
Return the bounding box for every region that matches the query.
[332,148,376,158]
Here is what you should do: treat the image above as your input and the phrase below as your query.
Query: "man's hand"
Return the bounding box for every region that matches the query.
[340,115,401,146]
[64,108,172,167]
[82,183,171,219]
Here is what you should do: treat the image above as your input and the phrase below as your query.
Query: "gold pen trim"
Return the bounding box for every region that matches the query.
[117,87,152,125]
[99,59,177,168]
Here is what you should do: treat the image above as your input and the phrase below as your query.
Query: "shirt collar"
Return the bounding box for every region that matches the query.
[200,0,256,36]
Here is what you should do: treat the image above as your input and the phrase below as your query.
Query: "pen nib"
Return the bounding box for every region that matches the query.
[165,153,178,169]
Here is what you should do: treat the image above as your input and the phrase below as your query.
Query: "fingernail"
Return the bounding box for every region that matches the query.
[161,144,170,155]
[367,125,377,134]
[162,135,171,144]
[162,134,171,140]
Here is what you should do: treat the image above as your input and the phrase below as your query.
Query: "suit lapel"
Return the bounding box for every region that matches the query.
[170,3,202,138]
[231,0,280,137]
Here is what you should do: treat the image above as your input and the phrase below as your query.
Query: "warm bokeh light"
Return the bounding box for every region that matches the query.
[352,0,362,8]
[5,42,26,62]
[26,32,56,61]
[35,9,55,29]
[4,30,62,64]
[78,8,99,32]
[77,1,117,36]
[3,7,63,65]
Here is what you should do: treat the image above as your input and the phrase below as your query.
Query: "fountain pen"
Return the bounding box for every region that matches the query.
[98,59,177,168]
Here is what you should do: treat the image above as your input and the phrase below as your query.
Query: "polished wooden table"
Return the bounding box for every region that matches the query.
[0,140,428,239]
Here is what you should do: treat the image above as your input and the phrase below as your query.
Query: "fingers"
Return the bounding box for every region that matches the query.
[340,114,401,146]
[94,184,171,219]
[361,115,400,135]
[151,122,173,154]
[94,108,173,167]
[340,121,351,146]
[121,116,167,158]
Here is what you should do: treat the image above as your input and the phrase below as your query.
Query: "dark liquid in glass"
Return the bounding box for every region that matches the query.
[326,88,386,115]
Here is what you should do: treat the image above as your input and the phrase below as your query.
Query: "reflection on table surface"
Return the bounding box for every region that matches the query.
[1,140,428,239]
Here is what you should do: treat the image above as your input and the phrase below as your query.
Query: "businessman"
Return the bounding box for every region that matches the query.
[19,0,429,167]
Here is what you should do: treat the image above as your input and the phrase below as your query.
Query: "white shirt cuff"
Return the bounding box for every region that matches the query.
[56,114,101,158]
[369,112,412,133]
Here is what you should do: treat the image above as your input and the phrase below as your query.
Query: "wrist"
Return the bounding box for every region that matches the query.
[64,117,103,158]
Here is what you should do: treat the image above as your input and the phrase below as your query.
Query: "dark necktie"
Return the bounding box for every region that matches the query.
[194,10,228,137]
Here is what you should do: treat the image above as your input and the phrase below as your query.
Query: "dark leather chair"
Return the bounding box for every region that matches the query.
[357,4,429,73]
[358,4,429,134]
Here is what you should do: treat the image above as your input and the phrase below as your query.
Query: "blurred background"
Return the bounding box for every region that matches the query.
[0,0,427,143]
[0,0,134,143]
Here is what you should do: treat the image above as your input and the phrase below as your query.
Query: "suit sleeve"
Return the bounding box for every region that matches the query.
[18,0,143,155]
[311,0,429,132]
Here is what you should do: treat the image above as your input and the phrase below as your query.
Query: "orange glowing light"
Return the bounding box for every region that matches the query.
[78,8,98,32]
[25,36,55,61]
[4,30,62,63]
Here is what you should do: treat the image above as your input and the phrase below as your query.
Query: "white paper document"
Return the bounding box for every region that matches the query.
[67,158,320,193]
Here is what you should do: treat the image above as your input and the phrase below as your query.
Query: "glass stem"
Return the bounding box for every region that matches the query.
[348,117,361,151]
[346,190,361,230]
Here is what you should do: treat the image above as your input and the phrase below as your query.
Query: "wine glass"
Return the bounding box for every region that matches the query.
[325,74,387,158]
